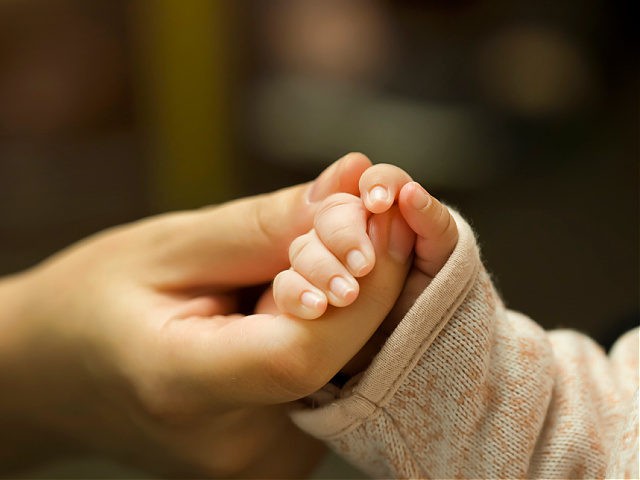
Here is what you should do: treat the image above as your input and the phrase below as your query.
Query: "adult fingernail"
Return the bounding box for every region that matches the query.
[388,214,414,263]
[346,249,368,276]
[368,185,389,205]
[329,276,357,300]
[301,291,325,310]
[410,182,431,210]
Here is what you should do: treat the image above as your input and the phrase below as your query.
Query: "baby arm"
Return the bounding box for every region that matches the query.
[286,199,638,479]
[273,163,637,479]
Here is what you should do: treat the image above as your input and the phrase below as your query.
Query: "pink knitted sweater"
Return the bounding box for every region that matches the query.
[292,213,639,479]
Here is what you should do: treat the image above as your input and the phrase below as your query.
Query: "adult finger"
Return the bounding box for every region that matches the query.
[142,152,372,289]
[157,207,416,407]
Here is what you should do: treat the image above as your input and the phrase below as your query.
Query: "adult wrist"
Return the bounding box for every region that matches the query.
[0,271,35,391]
[0,271,68,470]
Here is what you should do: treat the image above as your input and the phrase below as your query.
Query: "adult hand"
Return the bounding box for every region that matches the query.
[0,153,413,477]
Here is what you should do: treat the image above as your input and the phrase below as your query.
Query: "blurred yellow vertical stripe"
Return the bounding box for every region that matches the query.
[134,0,236,211]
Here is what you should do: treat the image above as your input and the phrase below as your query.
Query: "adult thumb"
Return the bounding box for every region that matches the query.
[149,153,372,288]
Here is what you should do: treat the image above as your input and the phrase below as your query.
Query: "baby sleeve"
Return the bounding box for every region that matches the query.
[290,212,639,479]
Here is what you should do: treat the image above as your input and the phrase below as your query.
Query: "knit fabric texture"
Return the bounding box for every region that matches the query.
[291,212,639,479]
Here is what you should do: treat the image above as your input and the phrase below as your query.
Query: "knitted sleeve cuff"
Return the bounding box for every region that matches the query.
[289,211,637,479]
[289,210,503,478]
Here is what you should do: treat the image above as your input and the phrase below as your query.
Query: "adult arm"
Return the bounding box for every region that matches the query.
[0,153,415,477]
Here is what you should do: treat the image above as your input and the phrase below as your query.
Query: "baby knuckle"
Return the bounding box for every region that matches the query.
[305,258,336,281]
[321,222,358,248]
[288,232,313,263]
[316,193,359,219]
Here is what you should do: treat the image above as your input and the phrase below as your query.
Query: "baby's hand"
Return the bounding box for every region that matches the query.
[273,163,458,321]
[359,163,458,278]
[272,192,391,319]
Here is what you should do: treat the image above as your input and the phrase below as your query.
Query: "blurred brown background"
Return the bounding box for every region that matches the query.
[0,0,637,476]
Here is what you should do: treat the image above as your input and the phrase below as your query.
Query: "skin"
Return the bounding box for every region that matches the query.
[272,164,459,376]
[0,153,415,477]
[273,164,459,318]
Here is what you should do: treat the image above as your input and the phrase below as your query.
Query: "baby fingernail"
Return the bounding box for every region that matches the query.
[368,185,389,205]
[330,276,356,300]
[346,249,368,275]
[410,182,431,210]
[301,291,325,310]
